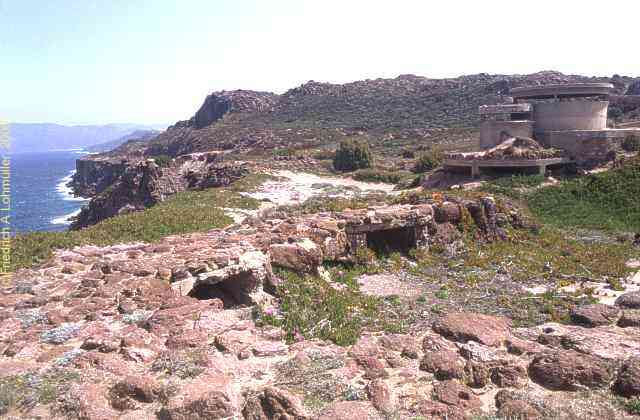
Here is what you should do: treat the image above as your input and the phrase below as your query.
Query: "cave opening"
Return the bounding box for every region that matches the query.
[187,272,255,309]
[365,226,417,255]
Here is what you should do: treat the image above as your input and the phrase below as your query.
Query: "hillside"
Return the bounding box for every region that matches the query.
[106,71,639,159]
[85,129,160,153]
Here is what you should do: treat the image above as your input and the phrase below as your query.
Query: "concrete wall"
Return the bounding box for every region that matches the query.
[533,101,608,132]
[480,120,534,149]
[539,130,612,162]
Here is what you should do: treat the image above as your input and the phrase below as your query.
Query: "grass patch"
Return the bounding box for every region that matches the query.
[256,266,403,346]
[481,174,546,198]
[12,180,263,271]
[527,158,640,232]
[351,168,409,184]
[0,369,80,415]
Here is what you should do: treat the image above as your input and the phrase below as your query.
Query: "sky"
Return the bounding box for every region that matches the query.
[0,0,638,125]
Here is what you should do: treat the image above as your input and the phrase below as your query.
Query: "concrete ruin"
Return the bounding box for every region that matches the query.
[445,83,640,177]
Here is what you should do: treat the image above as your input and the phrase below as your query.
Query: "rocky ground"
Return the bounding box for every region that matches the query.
[3,182,640,419]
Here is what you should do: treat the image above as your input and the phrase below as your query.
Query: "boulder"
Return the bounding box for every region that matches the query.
[613,357,640,398]
[269,239,323,272]
[528,350,615,391]
[419,351,466,380]
[433,312,511,347]
[570,304,621,327]
[367,379,394,413]
[618,310,640,328]
[497,400,541,420]
[109,375,161,410]
[433,380,481,410]
[615,291,640,309]
[242,387,308,419]
[158,373,239,419]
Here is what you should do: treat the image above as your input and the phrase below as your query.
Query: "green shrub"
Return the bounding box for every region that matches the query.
[352,169,403,184]
[256,267,392,346]
[153,155,172,167]
[626,397,640,415]
[333,139,373,172]
[622,135,640,152]
[413,150,443,173]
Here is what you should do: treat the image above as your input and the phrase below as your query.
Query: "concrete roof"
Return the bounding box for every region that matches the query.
[478,103,532,115]
[510,83,614,100]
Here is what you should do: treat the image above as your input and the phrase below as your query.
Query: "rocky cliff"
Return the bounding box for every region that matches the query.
[71,158,129,198]
[70,152,249,229]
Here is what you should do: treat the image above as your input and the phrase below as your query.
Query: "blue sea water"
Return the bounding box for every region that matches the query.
[12,150,90,233]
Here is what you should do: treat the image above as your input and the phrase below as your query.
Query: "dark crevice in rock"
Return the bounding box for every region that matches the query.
[188,273,256,309]
[366,227,417,255]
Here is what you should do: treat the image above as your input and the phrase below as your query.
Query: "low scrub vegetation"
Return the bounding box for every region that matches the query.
[527,157,640,232]
[352,168,406,184]
[622,135,640,152]
[412,149,443,173]
[13,183,261,271]
[152,154,172,167]
[256,265,403,346]
[333,139,373,172]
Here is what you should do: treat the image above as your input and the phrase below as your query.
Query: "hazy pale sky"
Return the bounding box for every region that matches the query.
[1,0,637,125]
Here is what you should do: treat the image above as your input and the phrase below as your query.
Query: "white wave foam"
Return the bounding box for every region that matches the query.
[56,170,88,202]
[51,208,81,225]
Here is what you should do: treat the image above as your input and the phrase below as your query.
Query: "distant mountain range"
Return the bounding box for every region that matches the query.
[8,123,167,153]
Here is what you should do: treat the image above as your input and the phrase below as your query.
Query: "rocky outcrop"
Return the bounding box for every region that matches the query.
[190,90,278,129]
[70,152,249,229]
[71,157,129,197]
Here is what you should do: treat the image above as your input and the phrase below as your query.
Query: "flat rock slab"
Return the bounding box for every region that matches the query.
[357,274,422,298]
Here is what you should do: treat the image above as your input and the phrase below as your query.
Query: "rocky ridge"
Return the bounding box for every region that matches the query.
[103,71,640,159]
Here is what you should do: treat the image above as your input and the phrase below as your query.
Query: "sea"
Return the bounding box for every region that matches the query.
[12,150,90,233]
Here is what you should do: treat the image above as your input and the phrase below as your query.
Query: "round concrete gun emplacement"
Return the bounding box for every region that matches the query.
[510,83,614,100]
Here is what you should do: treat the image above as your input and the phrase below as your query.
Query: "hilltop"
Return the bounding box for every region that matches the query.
[105,71,639,158]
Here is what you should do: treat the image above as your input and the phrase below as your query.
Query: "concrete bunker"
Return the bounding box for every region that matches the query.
[347,221,427,256]
[366,226,418,254]
[444,83,640,176]
[188,272,257,308]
